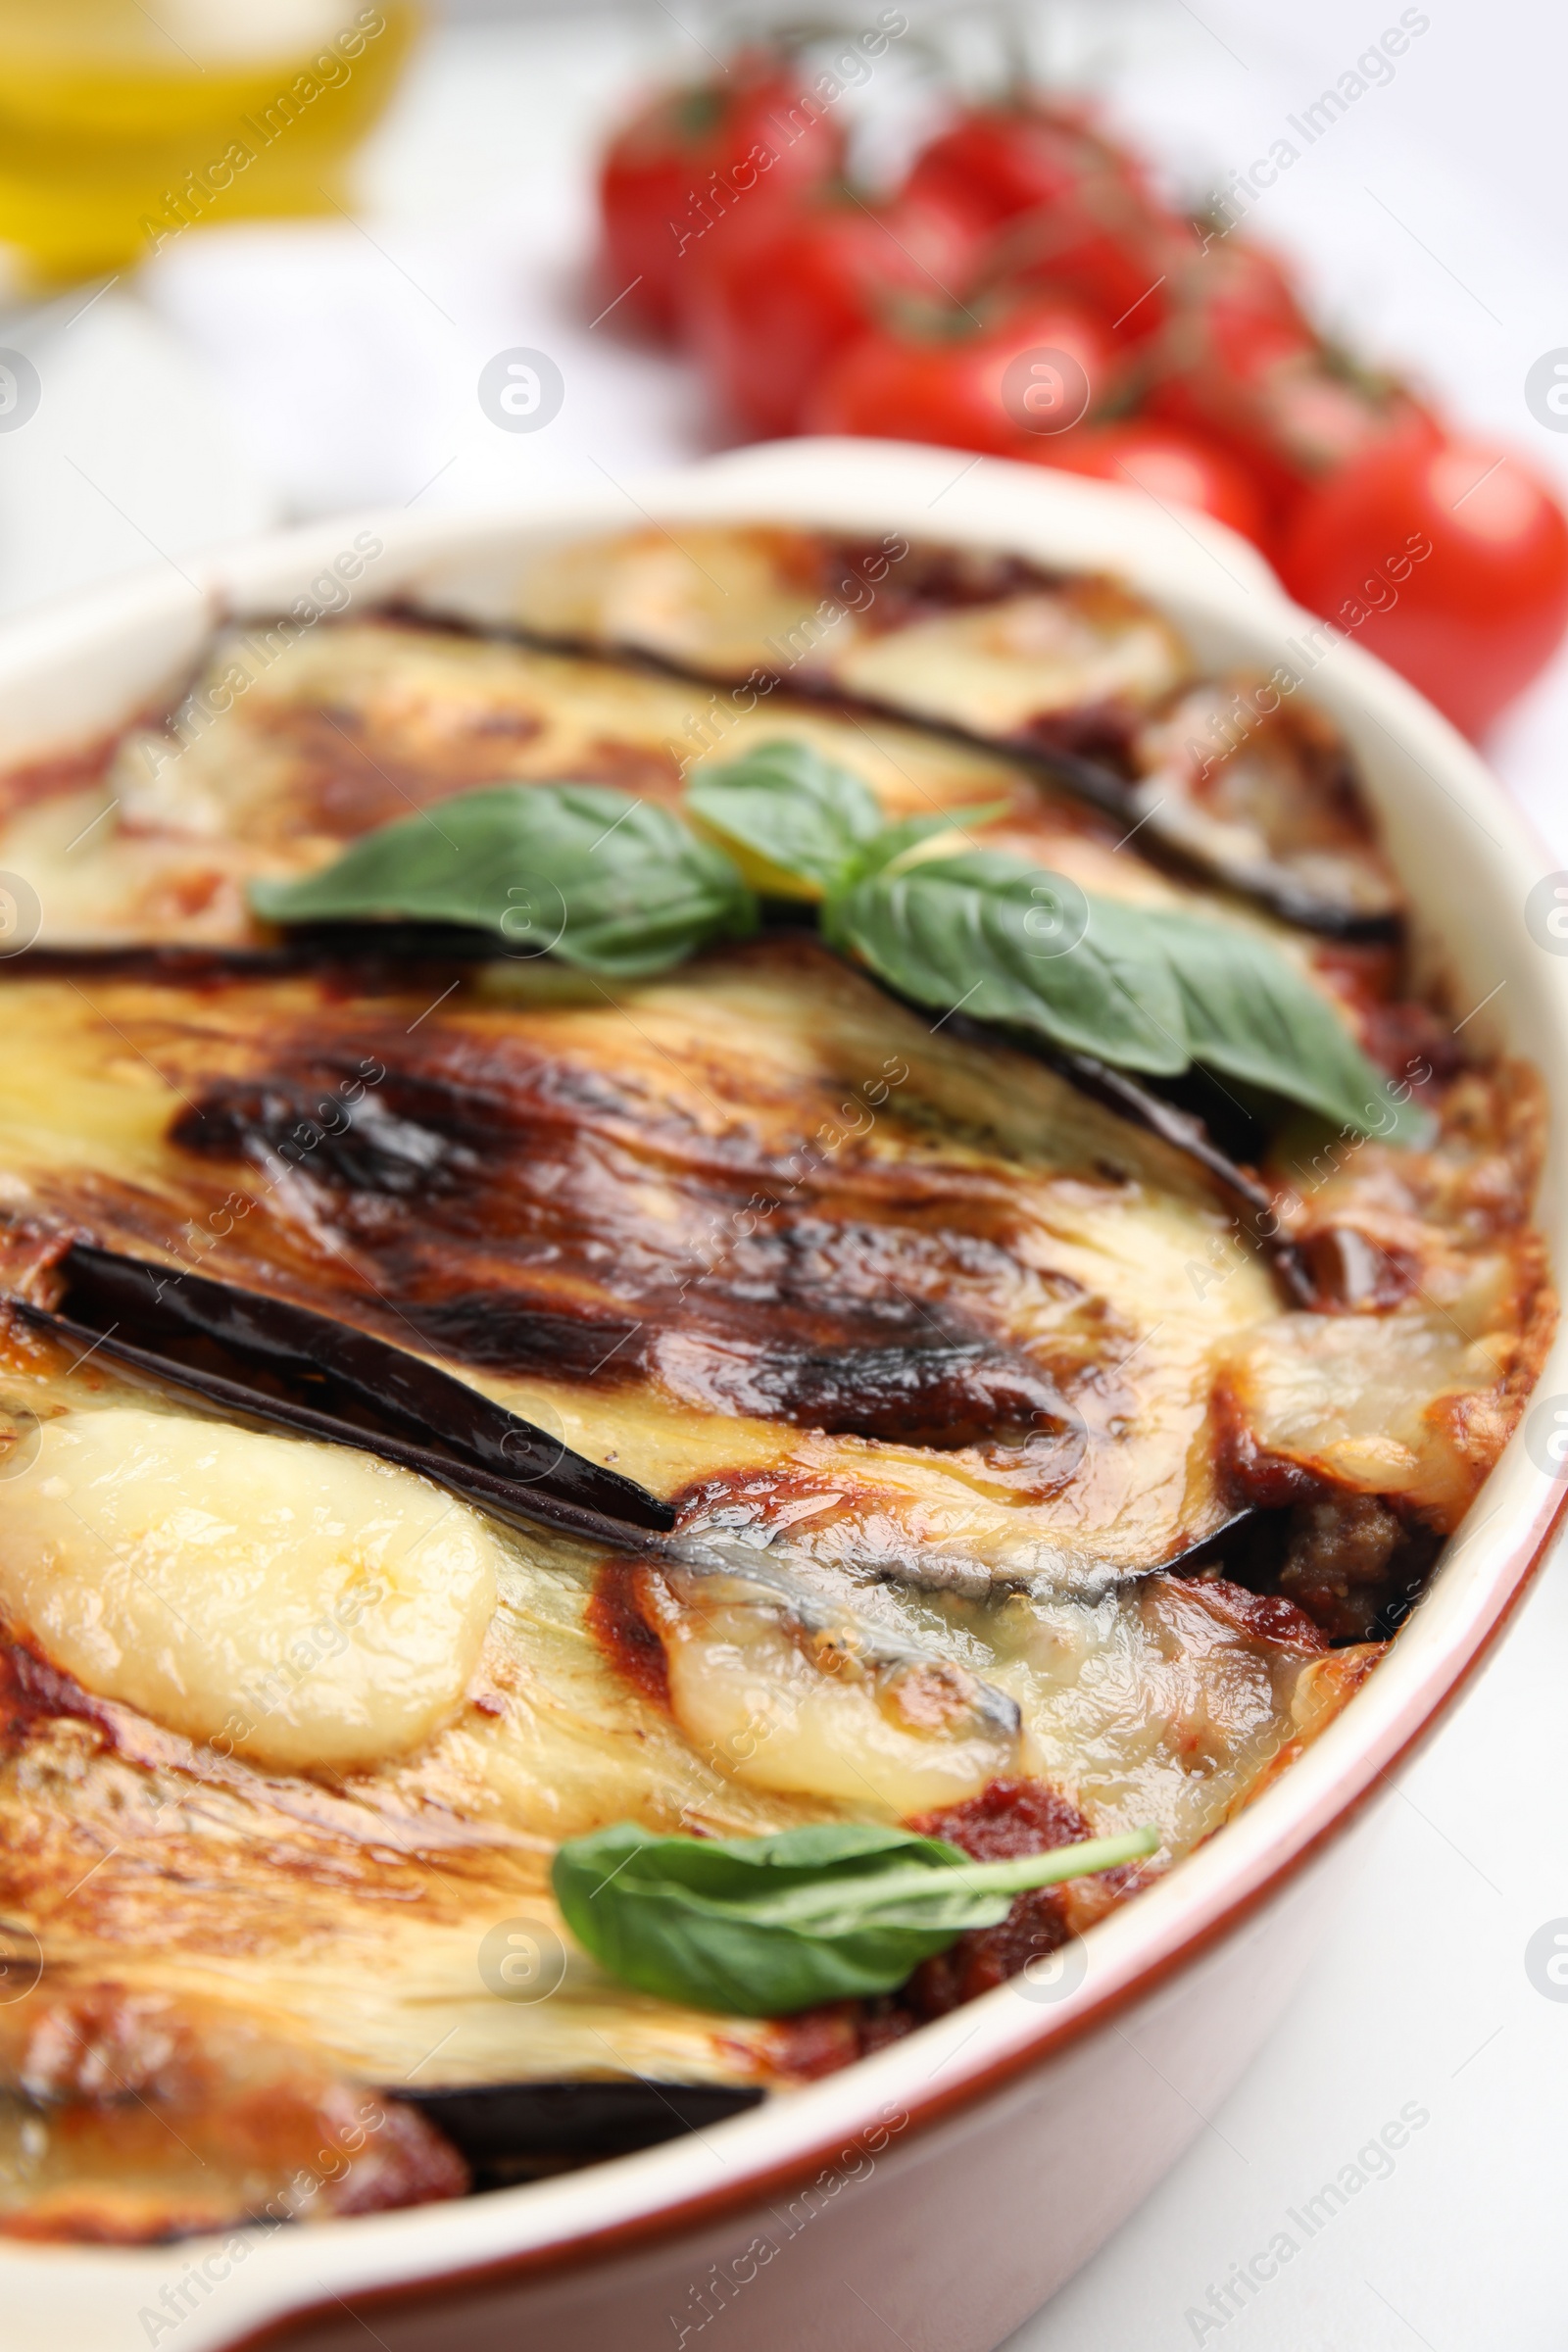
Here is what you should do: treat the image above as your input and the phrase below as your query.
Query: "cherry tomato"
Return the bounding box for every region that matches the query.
[1149,328,1434,525]
[1030,420,1269,544]
[805,294,1114,458]
[597,53,844,340]
[686,193,980,439]
[905,98,1157,231]
[1162,234,1314,368]
[976,186,1184,341]
[1277,434,1568,739]
[907,98,1181,334]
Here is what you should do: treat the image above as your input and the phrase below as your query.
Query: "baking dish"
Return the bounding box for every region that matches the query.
[0,436,1562,2352]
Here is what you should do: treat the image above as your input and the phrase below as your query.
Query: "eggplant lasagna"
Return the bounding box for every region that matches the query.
[0,526,1549,2240]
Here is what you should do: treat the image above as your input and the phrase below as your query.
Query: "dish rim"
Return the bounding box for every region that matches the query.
[0,436,1564,2350]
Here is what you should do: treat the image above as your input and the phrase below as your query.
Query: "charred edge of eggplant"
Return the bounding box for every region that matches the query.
[394,2082,765,2185]
[871,996,1318,1309]
[1043,1048,1317,1309]
[8,1293,675,1548]
[13,944,1318,1311]
[58,1242,671,1530]
[7,930,509,978]
[427,611,1402,945]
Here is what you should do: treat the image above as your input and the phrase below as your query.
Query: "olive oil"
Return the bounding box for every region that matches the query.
[0,0,417,283]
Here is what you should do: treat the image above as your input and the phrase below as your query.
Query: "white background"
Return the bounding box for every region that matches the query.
[2,5,1564,2345]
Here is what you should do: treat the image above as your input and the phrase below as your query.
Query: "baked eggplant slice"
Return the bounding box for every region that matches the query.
[0,941,1544,1587]
[500,526,1401,933]
[17,1239,675,1544]
[0,602,1393,959]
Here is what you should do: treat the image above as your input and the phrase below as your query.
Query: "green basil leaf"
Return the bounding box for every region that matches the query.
[552,1819,1156,2015]
[851,805,1013,878]
[1143,908,1431,1141]
[824,849,1191,1076]
[249,783,757,978]
[686,740,886,898]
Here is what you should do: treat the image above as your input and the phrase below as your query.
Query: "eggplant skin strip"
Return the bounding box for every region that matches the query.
[397,2081,765,2177]
[9,1294,676,1551]
[47,1241,673,1533]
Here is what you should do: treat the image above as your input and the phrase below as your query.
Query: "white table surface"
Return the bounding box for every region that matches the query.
[5,4,1565,2345]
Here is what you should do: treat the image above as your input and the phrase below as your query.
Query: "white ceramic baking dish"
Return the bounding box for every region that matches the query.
[1,439,1563,2352]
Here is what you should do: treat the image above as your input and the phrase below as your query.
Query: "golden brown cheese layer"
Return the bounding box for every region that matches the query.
[0,1424,1366,2221]
[0,1304,1371,2242]
[0,945,1281,1589]
[0,945,1543,1574]
[511,525,1193,750]
[0,931,1544,2251]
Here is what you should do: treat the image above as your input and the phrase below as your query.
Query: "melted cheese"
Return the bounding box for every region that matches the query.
[0,1405,498,1769]
[0,1360,1355,2091]
[829,589,1187,733]
[0,956,1278,1592]
[510,525,1192,727]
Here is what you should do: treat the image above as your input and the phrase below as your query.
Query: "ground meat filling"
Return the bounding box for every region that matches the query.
[839,1779,1108,2041]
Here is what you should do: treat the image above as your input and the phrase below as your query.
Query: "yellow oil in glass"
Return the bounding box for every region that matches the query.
[0,0,418,284]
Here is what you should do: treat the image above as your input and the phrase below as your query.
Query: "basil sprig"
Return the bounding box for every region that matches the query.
[690,739,1005,899]
[551,1819,1156,2015]
[687,740,886,897]
[707,743,1419,1139]
[247,748,1421,1140]
[250,783,756,979]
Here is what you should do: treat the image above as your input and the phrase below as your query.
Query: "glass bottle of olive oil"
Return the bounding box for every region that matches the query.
[0,0,417,285]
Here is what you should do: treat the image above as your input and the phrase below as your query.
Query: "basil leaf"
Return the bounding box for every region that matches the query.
[686,740,886,898]
[852,805,1013,876]
[552,1819,1156,2015]
[250,783,757,978]
[1143,908,1430,1142]
[825,849,1191,1076]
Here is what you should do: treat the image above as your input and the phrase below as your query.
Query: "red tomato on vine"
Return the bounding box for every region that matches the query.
[597,54,844,339]
[1278,434,1568,739]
